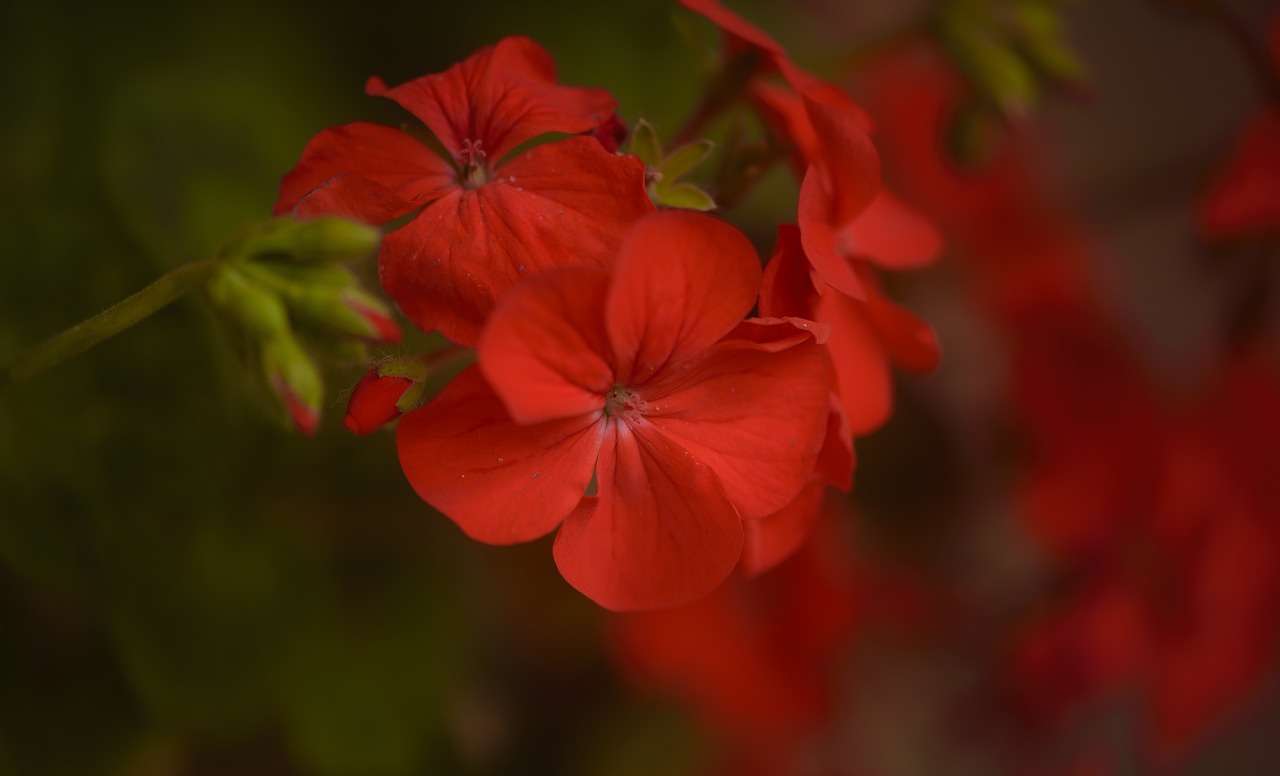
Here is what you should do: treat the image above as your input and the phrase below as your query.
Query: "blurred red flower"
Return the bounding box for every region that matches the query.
[855,41,1280,763]
[1198,11,1280,239]
[274,36,653,345]
[1014,347,1280,760]
[396,212,830,610]
[1199,109,1280,239]
[610,506,860,770]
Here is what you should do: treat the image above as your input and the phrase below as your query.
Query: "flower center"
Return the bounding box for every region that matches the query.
[458,138,489,189]
[604,384,646,418]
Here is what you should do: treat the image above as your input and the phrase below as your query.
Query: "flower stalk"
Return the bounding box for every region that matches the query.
[0,260,216,388]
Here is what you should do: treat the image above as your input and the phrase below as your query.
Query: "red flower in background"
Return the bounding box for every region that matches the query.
[275,37,654,345]
[611,506,860,771]
[396,212,830,610]
[851,40,1280,765]
[1013,348,1280,760]
[1198,11,1280,239]
[1199,109,1280,239]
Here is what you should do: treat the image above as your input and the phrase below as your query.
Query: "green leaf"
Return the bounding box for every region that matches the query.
[659,139,715,183]
[946,19,1039,119]
[629,119,663,167]
[654,182,717,211]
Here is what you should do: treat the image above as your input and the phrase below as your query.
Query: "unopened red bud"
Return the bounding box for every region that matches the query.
[588,114,629,154]
[343,368,416,434]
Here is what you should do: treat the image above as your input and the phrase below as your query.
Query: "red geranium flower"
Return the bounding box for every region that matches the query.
[1199,109,1280,239]
[275,36,654,345]
[396,211,831,610]
[1198,10,1280,239]
[610,507,860,755]
[1014,349,1280,760]
[762,224,938,437]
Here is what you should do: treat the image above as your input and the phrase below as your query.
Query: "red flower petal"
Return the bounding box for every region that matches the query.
[677,0,785,56]
[641,335,829,520]
[804,97,880,227]
[741,479,824,577]
[396,367,603,545]
[478,268,614,424]
[275,122,456,220]
[862,287,941,374]
[842,190,943,270]
[606,211,761,384]
[798,167,867,299]
[751,81,819,174]
[777,57,874,131]
[366,36,617,163]
[380,137,652,346]
[814,287,893,436]
[553,422,744,610]
[760,224,818,318]
[794,99,885,299]
[815,405,855,492]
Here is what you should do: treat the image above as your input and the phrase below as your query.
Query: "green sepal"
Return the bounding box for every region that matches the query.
[235,262,391,341]
[653,182,717,211]
[629,119,663,167]
[229,216,381,264]
[238,260,355,291]
[375,354,431,382]
[260,331,323,432]
[394,380,428,414]
[659,139,715,183]
[205,265,290,341]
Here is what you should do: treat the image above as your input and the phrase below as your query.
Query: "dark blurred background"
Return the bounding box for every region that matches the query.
[1,1,1277,774]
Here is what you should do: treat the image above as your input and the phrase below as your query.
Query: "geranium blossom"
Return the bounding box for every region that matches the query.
[275,36,654,345]
[1199,109,1280,239]
[1198,10,1280,239]
[610,508,860,766]
[396,211,830,610]
[762,223,939,439]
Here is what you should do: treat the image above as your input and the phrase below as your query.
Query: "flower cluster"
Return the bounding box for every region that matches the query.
[856,39,1280,769]
[276,8,941,610]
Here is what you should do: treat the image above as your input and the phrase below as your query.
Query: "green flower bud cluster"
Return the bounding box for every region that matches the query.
[205,216,397,435]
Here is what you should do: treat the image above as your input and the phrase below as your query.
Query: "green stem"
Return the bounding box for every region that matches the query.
[670,49,764,148]
[0,260,216,387]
